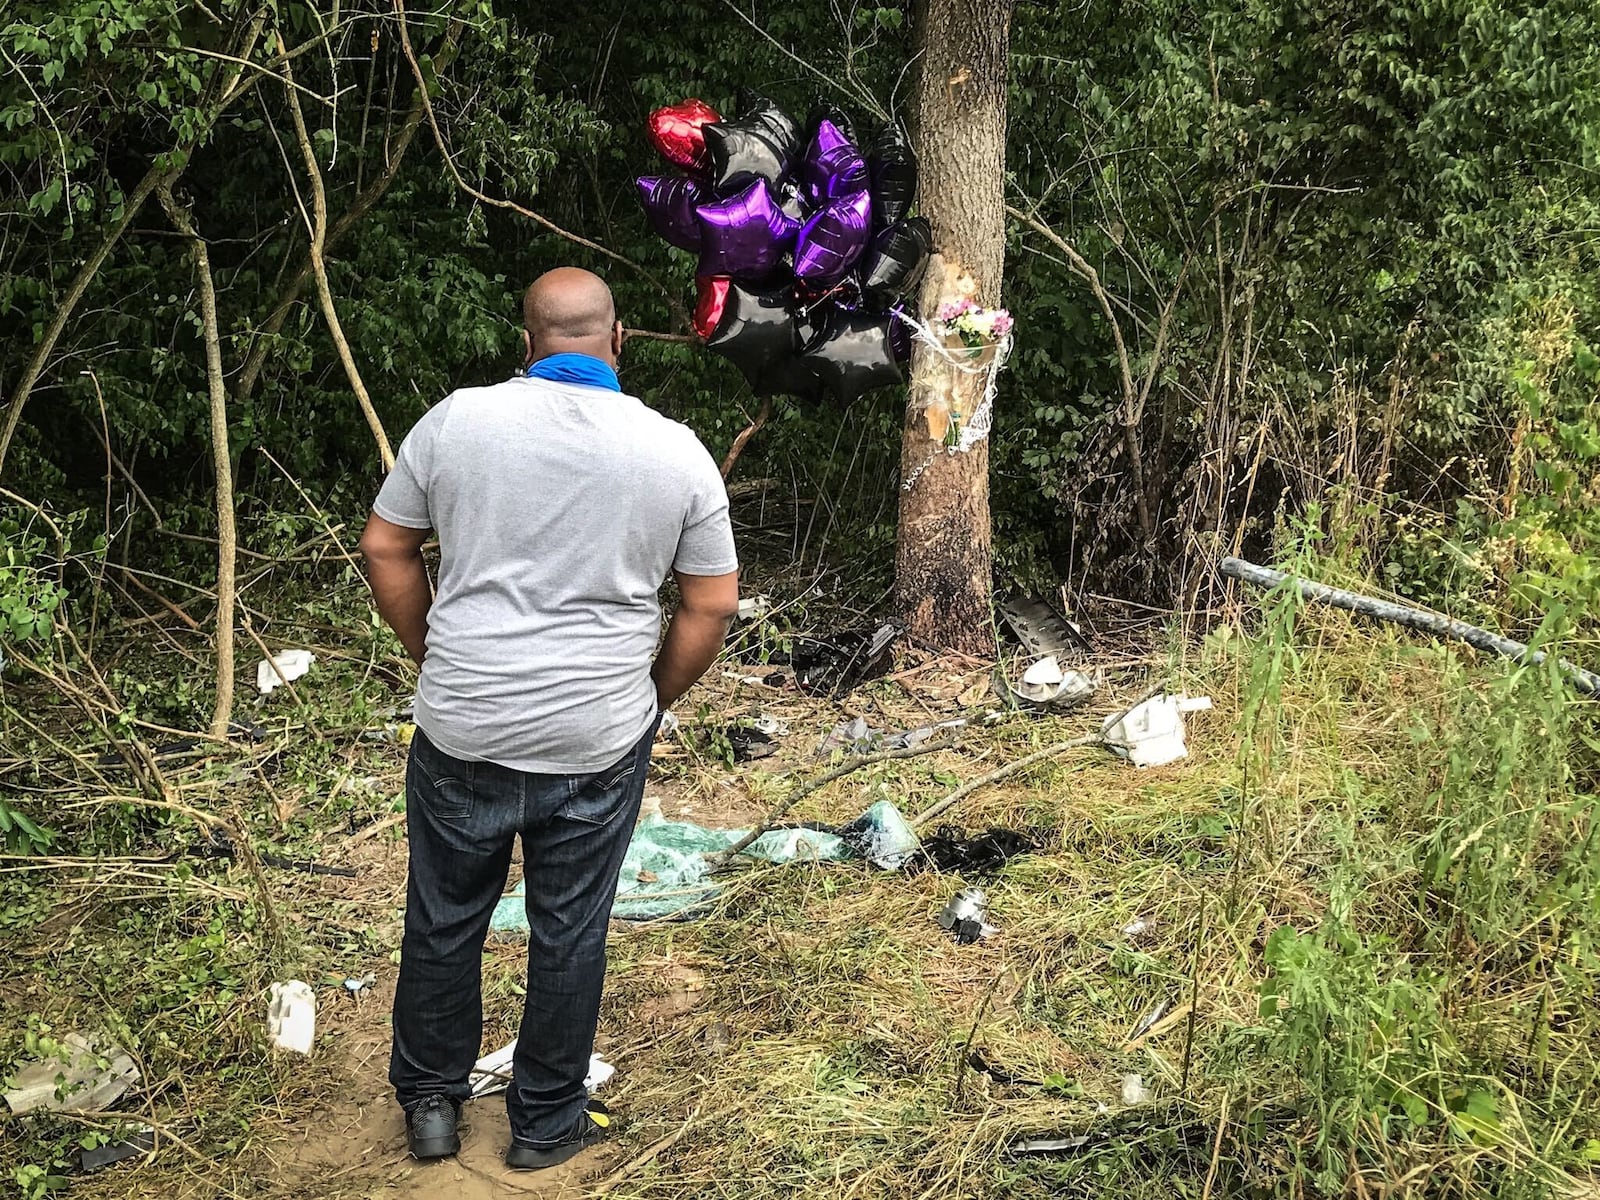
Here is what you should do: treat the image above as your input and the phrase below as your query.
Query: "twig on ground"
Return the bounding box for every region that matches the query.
[910,682,1166,827]
[714,736,964,864]
[1201,1089,1231,1200]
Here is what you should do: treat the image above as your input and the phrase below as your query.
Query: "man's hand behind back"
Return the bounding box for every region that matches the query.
[651,570,739,710]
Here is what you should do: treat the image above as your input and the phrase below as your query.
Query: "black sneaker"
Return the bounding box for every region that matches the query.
[406,1095,461,1159]
[504,1101,612,1171]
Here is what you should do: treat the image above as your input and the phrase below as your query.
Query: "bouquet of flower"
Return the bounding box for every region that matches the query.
[935,298,1014,363]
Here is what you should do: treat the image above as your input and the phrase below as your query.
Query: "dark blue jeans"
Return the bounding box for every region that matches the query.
[390,721,654,1149]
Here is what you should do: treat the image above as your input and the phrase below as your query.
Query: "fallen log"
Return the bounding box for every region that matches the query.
[1220,556,1600,697]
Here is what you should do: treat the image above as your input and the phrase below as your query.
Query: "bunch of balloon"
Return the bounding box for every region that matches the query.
[636,95,930,406]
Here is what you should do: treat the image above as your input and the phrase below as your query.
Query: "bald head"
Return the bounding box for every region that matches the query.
[522,268,622,367]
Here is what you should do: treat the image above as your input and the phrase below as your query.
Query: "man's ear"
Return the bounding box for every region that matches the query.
[522,327,535,367]
[612,320,625,361]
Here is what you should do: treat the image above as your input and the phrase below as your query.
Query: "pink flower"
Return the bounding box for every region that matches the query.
[991,311,1013,337]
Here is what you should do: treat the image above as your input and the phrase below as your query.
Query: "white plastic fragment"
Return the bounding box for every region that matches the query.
[1023,656,1064,688]
[1121,1073,1152,1105]
[1101,693,1213,767]
[3,1033,140,1115]
[1013,656,1098,707]
[470,1042,614,1098]
[256,649,315,695]
[267,980,316,1054]
[1121,916,1155,939]
[736,595,771,621]
[657,710,680,738]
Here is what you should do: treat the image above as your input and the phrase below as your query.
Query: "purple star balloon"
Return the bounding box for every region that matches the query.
[802,120,869,209]
[794,189,872,286]
[635,175,709,252]
[695,178,800,280]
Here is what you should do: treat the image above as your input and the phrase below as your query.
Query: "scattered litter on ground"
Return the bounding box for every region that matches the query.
[1126,999,1170,1043]
[1012,655,1099,707]
[658,710,680,738]
[267,981,316,1054]
[1009,1132,1097,1156]
[967,1050,1035,1086]
[3,1033,140,1115]
[1121,1073,1153,1105]
[77,1129,155,1172]
[1121,916,1155,940]
[751,712,789,737]
[911,825,1036,875]
[999,595,1092,657]
[730,725,777,761]
[359,721,415,746]
[341,973,376,998]
[492,815,842,926]
[1101,693,1213,767]
[702,1021,734,1055]
[735,595,771,621]
[818,716,875,755]
[470,1044,613,1098]
[256,648,315,695]
[836,799,920,869]
[936,887,996,944]
[489,800,920,926]
[793,622,899,696]
[818,716,966,756]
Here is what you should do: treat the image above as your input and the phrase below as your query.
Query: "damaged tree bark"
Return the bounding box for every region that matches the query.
[894,0,1015,655]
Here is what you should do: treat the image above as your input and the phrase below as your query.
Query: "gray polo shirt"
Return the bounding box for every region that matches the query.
[373,374,738,774]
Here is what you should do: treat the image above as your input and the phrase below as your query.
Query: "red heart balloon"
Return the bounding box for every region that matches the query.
[647,98,721,176]
[692,276,731,341]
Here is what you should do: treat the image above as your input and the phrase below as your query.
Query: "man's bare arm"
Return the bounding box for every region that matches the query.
[652,570,739,709]
[359,512,433,665]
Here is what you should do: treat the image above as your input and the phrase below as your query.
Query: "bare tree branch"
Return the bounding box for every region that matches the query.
[156,183,239,738]
[277,33,395,469]
[237,23,462,405]
[1007,201,1154,540]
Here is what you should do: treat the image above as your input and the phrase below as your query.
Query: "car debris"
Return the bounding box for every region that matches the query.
[1102,693,1213,767]
[3,1033,140,1115]
[267,980,316,1054]
[256,648,315,695]
[937,887,996,944]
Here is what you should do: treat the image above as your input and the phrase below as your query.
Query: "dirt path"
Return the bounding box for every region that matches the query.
[258,766,736,1200]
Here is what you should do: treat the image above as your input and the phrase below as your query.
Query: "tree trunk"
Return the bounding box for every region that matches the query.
[894,0,1014,656]
[158,185,238,738]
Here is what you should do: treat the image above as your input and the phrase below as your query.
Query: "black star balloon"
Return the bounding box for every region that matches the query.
[705,283,803,392]
[860,216,932,310]
[798,307,904,406]
[866,123,918,229]
[704,96,802,193]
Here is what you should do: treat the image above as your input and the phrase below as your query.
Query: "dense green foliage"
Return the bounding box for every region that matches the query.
[2,0,1596,611]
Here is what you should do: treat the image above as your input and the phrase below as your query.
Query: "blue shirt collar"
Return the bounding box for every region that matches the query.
[524,352,621,392]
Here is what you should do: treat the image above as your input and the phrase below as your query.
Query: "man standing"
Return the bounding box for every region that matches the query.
[359,268,739,1171]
